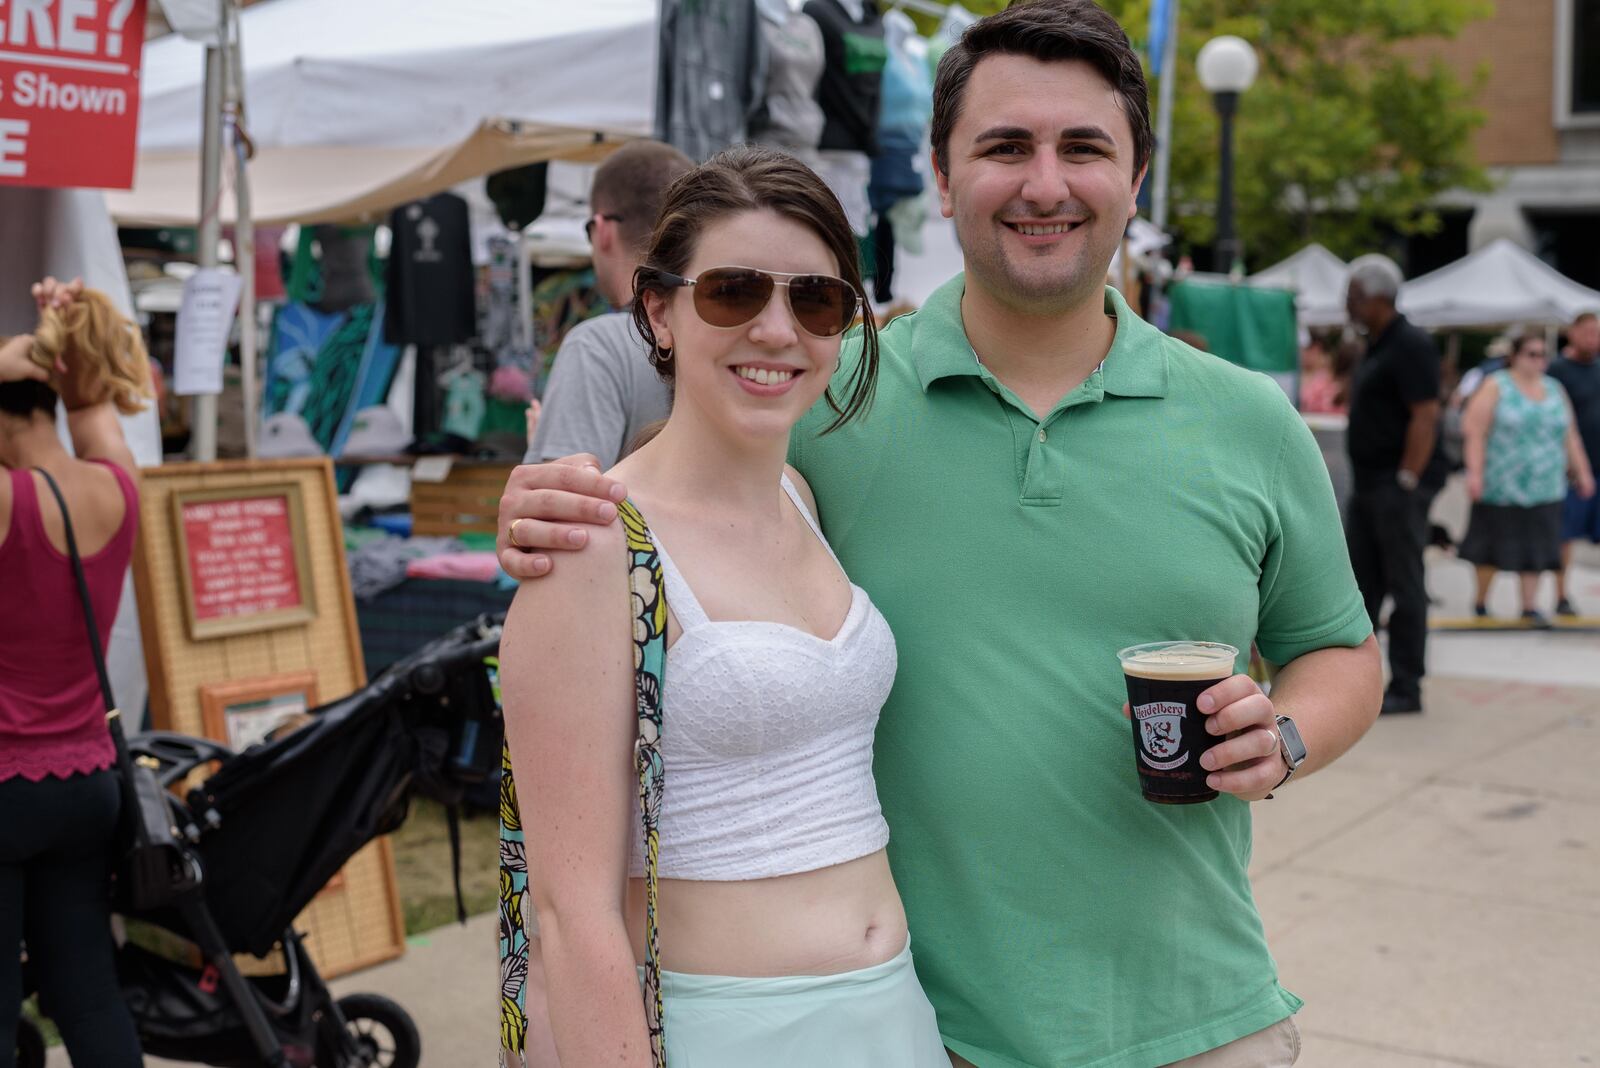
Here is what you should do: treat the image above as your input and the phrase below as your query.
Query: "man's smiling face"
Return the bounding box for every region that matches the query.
[936,53,1145,314]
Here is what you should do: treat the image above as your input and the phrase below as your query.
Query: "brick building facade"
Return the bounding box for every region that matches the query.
[1404,0,1600,287]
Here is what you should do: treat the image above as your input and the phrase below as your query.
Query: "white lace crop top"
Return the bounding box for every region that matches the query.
[627,475,897,881]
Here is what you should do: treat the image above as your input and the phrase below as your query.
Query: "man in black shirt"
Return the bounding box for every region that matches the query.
[1344,254,1444,715]
[1551,310,1600,614]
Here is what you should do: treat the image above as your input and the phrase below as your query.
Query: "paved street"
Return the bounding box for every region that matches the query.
[53,551,1600,1068]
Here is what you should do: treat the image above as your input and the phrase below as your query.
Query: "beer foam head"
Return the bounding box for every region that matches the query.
[1118,641,1238,681]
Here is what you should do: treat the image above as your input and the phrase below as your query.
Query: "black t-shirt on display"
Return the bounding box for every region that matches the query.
[1347,314,1445,485]
[803,0,886,154]
[383,193,476,348]
[1549,354,1600,471]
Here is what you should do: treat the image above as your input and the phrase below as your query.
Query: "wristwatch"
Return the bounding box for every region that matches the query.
[1265,715,1308,798]
[1396,469,1420,491]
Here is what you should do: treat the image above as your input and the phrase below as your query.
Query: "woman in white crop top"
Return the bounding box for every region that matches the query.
[498,147,947,1068]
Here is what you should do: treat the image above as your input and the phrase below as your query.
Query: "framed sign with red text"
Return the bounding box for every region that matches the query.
[171,483,318,640]
[0,0,148,189]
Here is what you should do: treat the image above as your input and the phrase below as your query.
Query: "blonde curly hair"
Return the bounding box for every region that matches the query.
[25,288,154,414]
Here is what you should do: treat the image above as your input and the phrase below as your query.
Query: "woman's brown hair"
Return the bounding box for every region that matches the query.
[1508,329,1546,361]
[630,145,879,433]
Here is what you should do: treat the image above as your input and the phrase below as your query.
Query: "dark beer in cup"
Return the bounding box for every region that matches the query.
[1118,641,1239,804]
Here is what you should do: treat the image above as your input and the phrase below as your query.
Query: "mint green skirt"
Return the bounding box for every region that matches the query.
[643,939,948,1066]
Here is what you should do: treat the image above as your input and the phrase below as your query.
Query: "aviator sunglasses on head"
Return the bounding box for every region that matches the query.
[645,266,861,339]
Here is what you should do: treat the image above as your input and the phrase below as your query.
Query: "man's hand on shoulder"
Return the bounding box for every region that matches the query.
[498,455,629,579]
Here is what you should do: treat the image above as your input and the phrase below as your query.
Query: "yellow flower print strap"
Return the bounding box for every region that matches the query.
[497,737,529,1058]
[620,498,668,1067]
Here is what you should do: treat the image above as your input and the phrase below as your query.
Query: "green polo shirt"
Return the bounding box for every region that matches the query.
[789,277,1370,1068]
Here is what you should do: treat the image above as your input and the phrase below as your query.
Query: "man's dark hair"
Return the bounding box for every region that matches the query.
[590,140,696,253]
[1575,311,1598,327]
[930,0,1151,180]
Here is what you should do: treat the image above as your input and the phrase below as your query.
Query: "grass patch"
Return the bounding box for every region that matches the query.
[390,796,501,935]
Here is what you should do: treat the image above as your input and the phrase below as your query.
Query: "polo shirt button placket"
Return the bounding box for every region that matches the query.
[1020,415,1066,506]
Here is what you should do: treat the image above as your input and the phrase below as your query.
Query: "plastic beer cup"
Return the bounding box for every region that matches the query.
[1118,641,1239,804]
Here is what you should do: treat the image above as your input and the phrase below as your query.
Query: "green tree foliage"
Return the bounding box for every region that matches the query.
[955,0,1492,268]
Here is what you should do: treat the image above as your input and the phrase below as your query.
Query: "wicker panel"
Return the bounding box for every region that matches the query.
[132,460,404,978]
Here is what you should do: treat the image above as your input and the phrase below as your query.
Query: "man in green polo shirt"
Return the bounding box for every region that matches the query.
[495,2,1382,1065]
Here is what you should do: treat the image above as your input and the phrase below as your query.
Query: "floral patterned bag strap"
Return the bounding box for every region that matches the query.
[620,499,668,1067]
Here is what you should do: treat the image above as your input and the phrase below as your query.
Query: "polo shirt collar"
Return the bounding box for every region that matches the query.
[910,276,1167,399]
[1100,285,1168,399]
[910,274,979,393]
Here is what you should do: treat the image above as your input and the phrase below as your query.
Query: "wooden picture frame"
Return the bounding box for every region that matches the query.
[199,672,319,752]
[171,482,317,640]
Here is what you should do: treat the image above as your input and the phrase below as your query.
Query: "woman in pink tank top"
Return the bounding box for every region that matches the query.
[0,278,150,1067]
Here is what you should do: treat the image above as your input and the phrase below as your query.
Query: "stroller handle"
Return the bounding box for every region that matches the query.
[127,618,502,789]
[129,731,238,787]
[405,635,502,695]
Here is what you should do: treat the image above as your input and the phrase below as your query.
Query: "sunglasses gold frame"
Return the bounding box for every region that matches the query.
[649,266,862,339]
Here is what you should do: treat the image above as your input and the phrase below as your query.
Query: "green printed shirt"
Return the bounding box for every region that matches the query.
[789,278,1371,1068]
[1481,370,1571,507]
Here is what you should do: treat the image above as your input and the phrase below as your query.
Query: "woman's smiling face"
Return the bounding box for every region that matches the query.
[644,208,849,443]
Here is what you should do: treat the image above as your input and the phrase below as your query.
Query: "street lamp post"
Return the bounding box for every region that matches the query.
[1196,35,1258,275]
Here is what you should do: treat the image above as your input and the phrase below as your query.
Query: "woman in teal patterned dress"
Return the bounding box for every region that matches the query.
[1460,332,1595,625]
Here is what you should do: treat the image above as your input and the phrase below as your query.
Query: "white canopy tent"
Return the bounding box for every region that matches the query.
[1398,238,1600,329]
[1249,243,1348,329]
[108,0,657,226]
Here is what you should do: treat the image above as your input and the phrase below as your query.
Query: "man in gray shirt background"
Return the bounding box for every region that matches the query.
[526,140,693,466]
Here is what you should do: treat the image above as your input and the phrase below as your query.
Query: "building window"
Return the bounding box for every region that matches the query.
[1574,0,1600,114]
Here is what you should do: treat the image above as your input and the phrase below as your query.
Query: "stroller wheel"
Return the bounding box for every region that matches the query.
[332,993,421,1068]
[14,1016,46,1068]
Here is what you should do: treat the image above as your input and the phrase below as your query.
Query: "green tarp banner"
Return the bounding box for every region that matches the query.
[1166,279,1298,375]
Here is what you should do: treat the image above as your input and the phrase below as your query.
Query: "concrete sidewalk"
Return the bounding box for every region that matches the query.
[338,652,1600,1068]
[1253,669,1600,1066]
[50,556,1600,1068]
[1250,538,1600,1066]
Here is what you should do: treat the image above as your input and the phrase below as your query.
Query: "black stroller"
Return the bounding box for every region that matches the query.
[15,614,505,1068]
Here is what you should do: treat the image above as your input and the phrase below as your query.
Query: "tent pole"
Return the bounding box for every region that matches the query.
[1150,0,1179,233]
[227,1,258,459]
[517,227,534,353]
[191,36,226,462]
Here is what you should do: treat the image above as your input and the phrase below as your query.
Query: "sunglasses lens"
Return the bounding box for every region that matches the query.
[695,269,775,328]
[788,277,857,337]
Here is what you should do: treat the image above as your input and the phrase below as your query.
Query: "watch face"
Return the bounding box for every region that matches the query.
[1276,716,1308,766]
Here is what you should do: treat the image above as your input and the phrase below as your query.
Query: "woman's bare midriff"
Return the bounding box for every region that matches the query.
[623,848,908,977]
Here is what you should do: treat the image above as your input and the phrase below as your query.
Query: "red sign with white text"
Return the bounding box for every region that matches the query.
[0,0,148,189]
[181,495,305,623]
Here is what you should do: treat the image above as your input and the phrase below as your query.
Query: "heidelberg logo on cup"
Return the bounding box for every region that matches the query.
[1134,701,1188,770]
